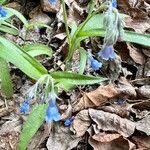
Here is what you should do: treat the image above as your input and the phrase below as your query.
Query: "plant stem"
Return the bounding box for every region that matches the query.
[61,0,71,48]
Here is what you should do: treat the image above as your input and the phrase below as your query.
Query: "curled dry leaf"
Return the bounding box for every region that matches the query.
[72,109,91,137]
[74,84,119,112]
[137,85,150,99]
[89,136,135,150]
[136,115,150,135]
[117,77,137,98]
[89,109,135,137]
[46,124,81,150]
[127,44,146,65]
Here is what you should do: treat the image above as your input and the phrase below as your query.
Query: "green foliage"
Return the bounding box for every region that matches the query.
[0,58,13,97]
[22,43,53,57]
[18,104,48,150]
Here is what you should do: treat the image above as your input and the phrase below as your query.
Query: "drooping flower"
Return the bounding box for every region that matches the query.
[88,56,102,71]
[48,0,57,4]
[64,118,73,127]
[98,45,116,60]
[45,101,61,123]
[20,99,30,114]
[0,6,7,17]
[112,0,117,8]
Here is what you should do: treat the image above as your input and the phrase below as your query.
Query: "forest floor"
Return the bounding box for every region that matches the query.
[0,0,150,150]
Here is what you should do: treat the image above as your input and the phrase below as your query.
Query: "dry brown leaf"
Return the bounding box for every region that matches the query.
[92,132,121,142]
[137,85,150,99]
[72,109,91,137]
[46,124,81,150]
[89,136,135,150]
[89,109,135,137]
[117,77,137,98]
[74,84,119,112]
[124,18,150,33]
[132,135,150,149]
[136,115,150,135]
[144,58,150,77]
[127,44,146,65]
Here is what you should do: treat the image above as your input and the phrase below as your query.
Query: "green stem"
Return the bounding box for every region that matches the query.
[61,0,71,48]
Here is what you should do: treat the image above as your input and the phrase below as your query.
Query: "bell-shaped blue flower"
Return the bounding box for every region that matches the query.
[98,45,116,60]
[0,7,7,17]
[112,0,117,8]
[88,57,102,71]
[64,118,73,127]
[48,0,57,4]
[45,101,61,123]
[20,99,30,114]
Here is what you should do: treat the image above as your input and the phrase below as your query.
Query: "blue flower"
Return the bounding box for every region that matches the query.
[20,99,30,114]
[98,45,116,60]
[88,57,102,71]
[0,7,7,17]
[64,118,73,127]
[48,0,57,4]
[112,0,117,8]
[45,101,61,123]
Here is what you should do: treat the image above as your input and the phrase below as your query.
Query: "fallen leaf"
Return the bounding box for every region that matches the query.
[137,85,150,99]
[72,109,91,137]
[89,136,135,150]
[144,58,150,77]
[117,77,137,98]
[46,123,81,150]
[136,115,150,135]
[74,84,119,112]
[127,44,146,65]
[132,134,150,149]
[92,132,121,142]
[89,109,135,137]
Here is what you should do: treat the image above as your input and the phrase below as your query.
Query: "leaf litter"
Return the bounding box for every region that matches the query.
[1,0,150,150]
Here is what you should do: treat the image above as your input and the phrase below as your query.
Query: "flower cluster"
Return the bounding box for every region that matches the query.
[0,6,7,17]
[20,74,61,123]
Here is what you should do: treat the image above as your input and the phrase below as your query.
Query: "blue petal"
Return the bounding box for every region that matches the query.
[112,0,117,8]
[48,0,57,4]
[98,45,116,60]
[89,57,102,71]
[45,101,61,123]
[64,118,73,127]
[0,7,7,17]
[20,100,30,114]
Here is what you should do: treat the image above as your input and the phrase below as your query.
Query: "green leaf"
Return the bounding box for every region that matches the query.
[79,47,87,74]
[0,58,13,98]
[18,104,48,150]
[51,71,107,85]
[0,36,47,80]
[76,13,150,47]
[4,7,28,27]
[0,24,18,35]
[22,43,53,57]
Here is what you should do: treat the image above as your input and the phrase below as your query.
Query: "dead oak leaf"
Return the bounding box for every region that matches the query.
[74,84,119,112]
[89,109,135,137]
[72,109,91,137]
